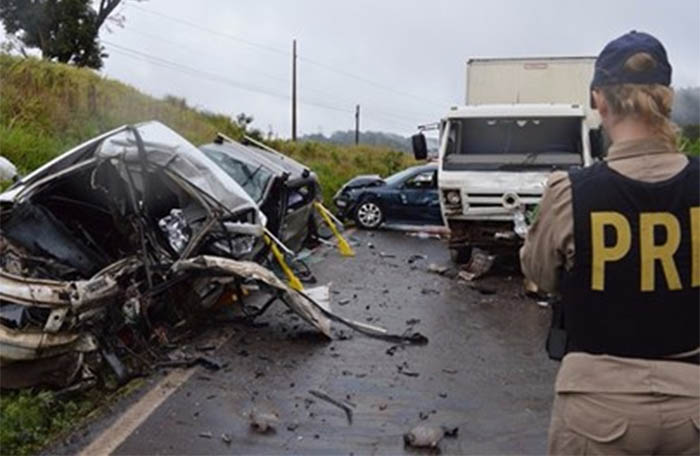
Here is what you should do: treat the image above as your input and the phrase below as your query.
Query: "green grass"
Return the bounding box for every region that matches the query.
[0,390,94,456]
[679,137,700,157]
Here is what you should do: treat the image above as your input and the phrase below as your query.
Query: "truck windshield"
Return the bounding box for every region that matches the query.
[443,117,583,171]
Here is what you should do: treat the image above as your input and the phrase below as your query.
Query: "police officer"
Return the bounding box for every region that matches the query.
[520,31,700,454]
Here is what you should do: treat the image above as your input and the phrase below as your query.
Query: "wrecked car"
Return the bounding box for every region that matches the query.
[0,121,332,389]
[200,134,323,253]
[333,163,442,229]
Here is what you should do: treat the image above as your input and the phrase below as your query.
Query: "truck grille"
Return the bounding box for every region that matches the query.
[464,192,542,215]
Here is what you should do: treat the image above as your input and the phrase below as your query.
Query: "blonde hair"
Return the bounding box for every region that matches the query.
[600,52,679,146]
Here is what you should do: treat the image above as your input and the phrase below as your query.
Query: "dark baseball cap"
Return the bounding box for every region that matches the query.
[591,31,672,88]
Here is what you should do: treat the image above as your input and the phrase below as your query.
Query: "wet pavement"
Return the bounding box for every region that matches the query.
[69,229,559,455]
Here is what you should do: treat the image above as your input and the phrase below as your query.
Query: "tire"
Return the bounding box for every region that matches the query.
[354,199,383,229]
[450,246,472,264]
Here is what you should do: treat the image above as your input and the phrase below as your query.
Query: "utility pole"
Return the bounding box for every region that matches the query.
[291,39,297,141]
[355,104,360,145]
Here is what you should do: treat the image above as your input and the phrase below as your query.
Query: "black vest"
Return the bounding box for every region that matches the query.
[560,156,700,359]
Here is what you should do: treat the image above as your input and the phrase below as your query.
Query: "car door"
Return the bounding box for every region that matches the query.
[397,170,441,224]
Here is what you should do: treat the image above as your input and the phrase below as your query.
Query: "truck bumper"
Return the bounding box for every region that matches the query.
[447,219,521,252]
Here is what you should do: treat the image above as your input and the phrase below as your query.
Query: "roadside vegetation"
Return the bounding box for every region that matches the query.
[0,54,415,200]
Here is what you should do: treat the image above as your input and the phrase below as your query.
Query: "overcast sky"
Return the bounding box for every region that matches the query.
[11,0,700,138]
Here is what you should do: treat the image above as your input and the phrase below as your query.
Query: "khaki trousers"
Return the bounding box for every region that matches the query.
[548,392,700,455]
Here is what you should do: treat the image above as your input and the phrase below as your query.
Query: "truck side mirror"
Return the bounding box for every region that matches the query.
[589,128,608,160]
[412,133,428,160]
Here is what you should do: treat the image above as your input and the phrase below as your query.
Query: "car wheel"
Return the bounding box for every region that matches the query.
[450,246,472,264]
[355,200,383,229]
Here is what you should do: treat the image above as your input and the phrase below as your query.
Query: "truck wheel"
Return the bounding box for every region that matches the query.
[355,200,383,229]
[450,246,472,264]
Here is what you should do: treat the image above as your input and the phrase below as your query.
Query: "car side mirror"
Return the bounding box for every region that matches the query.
[589,128,608,160]
[412,133,428,160]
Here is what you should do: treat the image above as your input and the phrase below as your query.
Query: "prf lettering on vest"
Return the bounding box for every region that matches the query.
[590,208,700,292]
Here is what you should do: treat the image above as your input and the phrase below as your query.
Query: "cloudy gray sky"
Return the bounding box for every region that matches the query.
[25,0,700,138]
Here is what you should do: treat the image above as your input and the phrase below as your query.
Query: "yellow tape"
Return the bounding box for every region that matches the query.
[314,202,355,257]
[264,235,304,291]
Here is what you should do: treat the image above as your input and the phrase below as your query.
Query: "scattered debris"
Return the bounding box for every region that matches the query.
[427,263,449,274]
[397,362,420,377]
[405,318,421,326]
[403,425,439,448]
[221,433,232,445]
[308,389,355,425]
[403,425,459,448]
[421,288,440,295]
[199,432,213,439]
[248,409,280,433]
[458,248,496,281]
[379,252,396,258]
[407,254,427,264]
[442,368,458,375]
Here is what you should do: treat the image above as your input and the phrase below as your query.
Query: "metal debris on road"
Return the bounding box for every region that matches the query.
[308,389,355,425]
[458,248,496,281]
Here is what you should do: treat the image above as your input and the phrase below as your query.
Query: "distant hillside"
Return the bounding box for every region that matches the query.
[303,130,440,154]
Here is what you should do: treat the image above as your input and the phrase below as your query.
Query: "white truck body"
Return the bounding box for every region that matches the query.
[466,57,598,125]
[433,56,599,259]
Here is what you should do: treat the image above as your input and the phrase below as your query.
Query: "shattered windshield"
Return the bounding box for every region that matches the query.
[443,117,583,170]
[200,147,273,203]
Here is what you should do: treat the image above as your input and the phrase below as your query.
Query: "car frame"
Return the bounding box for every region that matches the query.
[200,134,323,253]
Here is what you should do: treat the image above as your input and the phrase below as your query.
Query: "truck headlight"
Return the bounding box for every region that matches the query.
[445,190,461,205]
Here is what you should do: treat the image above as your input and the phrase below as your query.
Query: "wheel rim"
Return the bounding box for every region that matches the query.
[357,202,381,227]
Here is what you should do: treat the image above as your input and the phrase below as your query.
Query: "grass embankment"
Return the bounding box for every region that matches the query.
[0,54,414,454]
[0,54,414,201]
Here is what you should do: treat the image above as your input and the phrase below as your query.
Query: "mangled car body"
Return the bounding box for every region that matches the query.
[200,135,323,253]
[0,121,331,388]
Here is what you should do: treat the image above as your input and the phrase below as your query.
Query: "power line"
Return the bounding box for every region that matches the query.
[127,3,289,57]
[117,25,432,123]
[102,42,419,129]
[124,3,451,108]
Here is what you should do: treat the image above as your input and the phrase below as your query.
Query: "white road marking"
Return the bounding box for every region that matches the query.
[78,330,234,456]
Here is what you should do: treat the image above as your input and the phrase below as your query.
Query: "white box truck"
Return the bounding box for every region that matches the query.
[413,56,606,263]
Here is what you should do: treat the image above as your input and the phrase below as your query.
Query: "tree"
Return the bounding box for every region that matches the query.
[0,0,126,69]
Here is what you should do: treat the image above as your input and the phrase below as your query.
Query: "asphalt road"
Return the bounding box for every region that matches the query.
[66,229,559,455]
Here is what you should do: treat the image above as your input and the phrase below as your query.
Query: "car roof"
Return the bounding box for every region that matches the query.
[200,140,312,180]
[408,163,438,173]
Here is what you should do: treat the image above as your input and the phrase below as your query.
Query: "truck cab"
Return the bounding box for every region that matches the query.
[436,103,592,261]
[413,56,603,263]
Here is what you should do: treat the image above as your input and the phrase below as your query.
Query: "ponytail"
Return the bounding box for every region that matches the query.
[600,52,679,146]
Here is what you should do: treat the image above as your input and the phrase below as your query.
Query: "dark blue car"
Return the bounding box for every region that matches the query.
[333,164,442,229]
